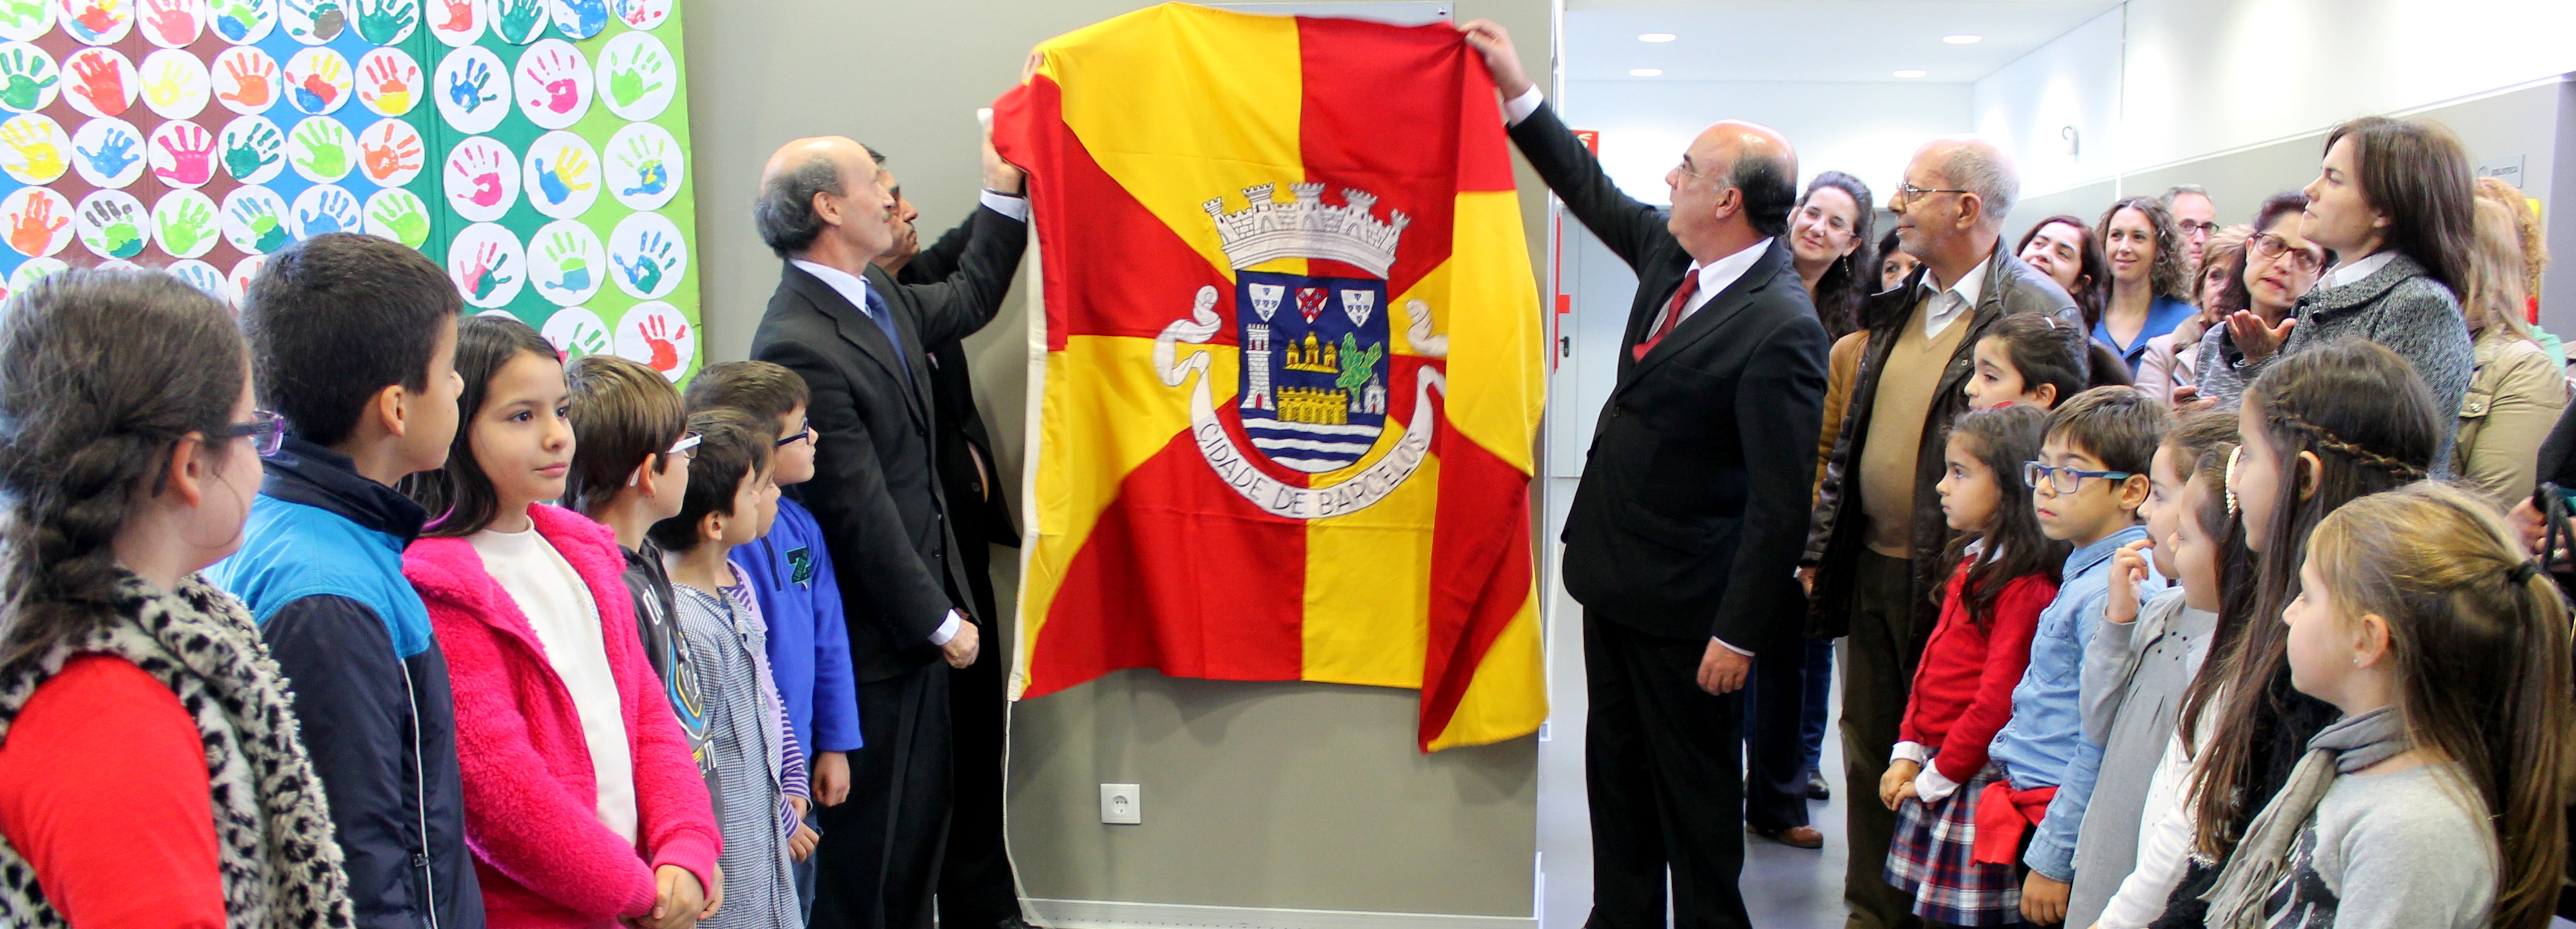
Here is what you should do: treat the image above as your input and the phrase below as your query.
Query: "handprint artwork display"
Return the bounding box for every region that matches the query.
[0,112,67,183]
[289,183,358,238]
[207,0,276,42]
[530,218,600,305]
[540,306,610,360]
[446,220,522,308]
[137,48,209,119]
[362,186,428,247]
[72,188,145,259]
[607,209,681,300]
[226,252,265,294]
[522,130,596,219]
[596,30,670,121]
[65,47,136,119]
[0,0,52,42]
[69,115,142,187]
[136,0,198,48]
[164,258,227,300]
[356,46,418,116]
[212,46,277,115]
[147,118,213,186]
[150,188,218,258]
[56,0,131,45]
[605,0,660,30]
[283,46,351,115]
[442,133,515,221]
[280,0,344,43]
[605,119,677,210]
[512,38,588,130]
[286,115,354,182]
[219,185,291,253]
[0,42,59,114]
[612,300,689,380]
[425,0,473,45]
[543,0,598,39]
[357,116,420,186]
[216,114,284,183]
[432,43,504,133]
[488,0,543,44]
[2,186,71,257]
[353,0,411,42]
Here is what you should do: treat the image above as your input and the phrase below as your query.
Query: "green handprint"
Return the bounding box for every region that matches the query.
[246,210,288,251]
[223,125,280,179]
[292,122,346,178]
[209,0,260,34]
[0,49,55,112]
[368,193,427,247]
[159,198,213,255]
[0,0,43,28]
[100,220,139,256]
[494,0,540,39]
[607,51,661,108]
[355,0,411,41]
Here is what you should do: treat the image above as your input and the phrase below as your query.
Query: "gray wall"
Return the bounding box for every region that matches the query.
[680,0,1553,916]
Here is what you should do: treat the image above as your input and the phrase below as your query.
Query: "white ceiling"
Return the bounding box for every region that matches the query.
[1561,1,2123,84]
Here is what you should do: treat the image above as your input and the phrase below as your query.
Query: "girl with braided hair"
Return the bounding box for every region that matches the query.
[0,270,353,928]
[2146,339,2448,929]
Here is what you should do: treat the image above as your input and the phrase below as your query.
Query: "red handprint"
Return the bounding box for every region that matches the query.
[153,122,214,186]
[434,0,471,31]
[73,0,116,34]
[68,52,126,117]
[141,0,196,44]
[639,316,685,372]
[362,132,418,180]
[7,195,65,257]
[462,243,506,297]
[300,72,339,107]
[220,54,274,109]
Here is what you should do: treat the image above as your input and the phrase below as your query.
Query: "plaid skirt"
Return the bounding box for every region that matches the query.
[1884,764,2024,925]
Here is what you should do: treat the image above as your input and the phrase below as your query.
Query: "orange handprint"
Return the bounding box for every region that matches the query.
[432,0,469,31]
[639,315,685,372]
[68,52,125,117]
[361,130,417,180]
[220,54,274,109]
[8,194,64,257]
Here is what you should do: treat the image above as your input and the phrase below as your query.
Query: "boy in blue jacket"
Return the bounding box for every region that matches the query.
[688,360,863,907]
[210,233,484,929]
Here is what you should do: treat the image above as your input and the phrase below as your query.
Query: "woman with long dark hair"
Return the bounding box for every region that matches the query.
[1790,171,1876,340]
[2016,214,2109,329]
[2095,197,2199,374]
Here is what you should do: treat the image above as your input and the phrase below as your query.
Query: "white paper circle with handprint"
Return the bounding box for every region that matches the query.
[352,0,415,42]
[57,0,133,45]
[73,189,148,260]
[0,113,66,183]
[10,256,65,289]
[529,218,602,306]
[362,187,430,247]
[431,44,506,135]
[443,135,517,223]
[165,259,228,300]
[605,121,679,212]
[208,45,277,115]
[607,209,684,300]
[145,121,226,191]
[228,252,267,292]
[138,48,210,119]
[217,113,285,183]
[595,31,671,122]
[614,300,691,381]
[1,188,73,258]
[540,305,608,358]
[285,115,355,183]
[137,0,203,48]
[606,0,661,31]
[521,131,598,220]
[0,42,60,115]
[219,185,291,253]
[0,0,52,42]
[423,0,474,45]
[209,0,276,42]
[449,221,525,309]
[151,188,219,259]
[71,116,147,188]
[62,47,137,119]
[356,117,421,186]
[282,46,352,115]
[289,183,359,240]
[484,0,542,43]
[512,38,589,131]
[543,0,599,39]
[355,46,419,116]
[280,0,349,44]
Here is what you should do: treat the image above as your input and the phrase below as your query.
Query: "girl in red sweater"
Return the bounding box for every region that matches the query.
[1881,404,2066,927]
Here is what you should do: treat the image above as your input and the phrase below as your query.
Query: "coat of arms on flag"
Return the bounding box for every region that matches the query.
[993,2,1546,750]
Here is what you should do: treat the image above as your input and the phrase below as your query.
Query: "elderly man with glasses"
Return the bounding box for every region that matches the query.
[1801,137,2081,929]
[2164,185,2221,276]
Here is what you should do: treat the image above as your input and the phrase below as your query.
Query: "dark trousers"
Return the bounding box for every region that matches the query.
[1584,614,1750,929]
[1800,639,1833,772]
[812,662,953,929]
[938,536,1021,929]
[1841,550,1924,929]
[1738,634,1810,832]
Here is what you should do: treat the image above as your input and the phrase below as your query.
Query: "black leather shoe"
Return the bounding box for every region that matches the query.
[1804,769,1831,801]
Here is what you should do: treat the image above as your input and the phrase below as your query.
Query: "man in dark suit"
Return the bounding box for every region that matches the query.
[871,154,1031,929]
[748,133,1028,929]
[1464,21,1829,929]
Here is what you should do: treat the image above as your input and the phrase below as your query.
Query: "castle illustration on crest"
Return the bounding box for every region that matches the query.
[1205,183,1411,278]
[1211,183,1404,472]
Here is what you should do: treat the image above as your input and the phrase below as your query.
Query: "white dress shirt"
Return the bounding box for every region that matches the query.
[1674,236,1775,324]
[1919,252,1990,341]
[2323,249,2397,290]
[1503,86,1544,125]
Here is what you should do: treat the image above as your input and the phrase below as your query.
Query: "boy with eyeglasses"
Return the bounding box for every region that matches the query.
[689,360,863,913]
[1982,385,2170,926]
[208,233,485,929]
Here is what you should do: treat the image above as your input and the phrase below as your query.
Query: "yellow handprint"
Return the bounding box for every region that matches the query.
[142,59,188,109]
[1,120,62,182]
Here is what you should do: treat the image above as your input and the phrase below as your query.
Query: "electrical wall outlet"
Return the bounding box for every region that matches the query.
[1100,783,1142,825]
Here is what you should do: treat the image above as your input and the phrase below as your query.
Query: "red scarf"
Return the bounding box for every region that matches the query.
[1971,779,2058,866]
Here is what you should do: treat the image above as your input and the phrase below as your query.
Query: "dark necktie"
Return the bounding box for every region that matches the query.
[862,287,908,371]
[1632,271,1699,361]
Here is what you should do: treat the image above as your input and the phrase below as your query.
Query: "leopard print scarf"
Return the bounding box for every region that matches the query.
[0,571,353,928]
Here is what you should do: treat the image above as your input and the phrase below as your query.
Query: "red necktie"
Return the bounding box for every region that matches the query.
[1632,271,1699,361]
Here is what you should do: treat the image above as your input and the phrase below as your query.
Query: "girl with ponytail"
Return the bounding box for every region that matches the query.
[0,270,352,927]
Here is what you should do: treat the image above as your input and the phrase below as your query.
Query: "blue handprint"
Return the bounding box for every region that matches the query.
[231,198,291,252]
[613,230,672,294]
[77,128,139,178]
[622,159,666,197]
[296,188,355,235]
[557,0,604,36]
[446,57,494,111]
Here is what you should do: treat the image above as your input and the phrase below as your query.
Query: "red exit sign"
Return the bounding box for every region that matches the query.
[1571,129,1600,155]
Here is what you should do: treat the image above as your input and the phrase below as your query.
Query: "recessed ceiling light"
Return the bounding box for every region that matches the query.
[1893,69,1928,78]
[1943,34,1982,44]
[1630,68,1664,77]
[1638,33,1676,42]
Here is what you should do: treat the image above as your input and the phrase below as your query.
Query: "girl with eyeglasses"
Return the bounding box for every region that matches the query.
[2173,194,2330,410]
[0,270,352,927]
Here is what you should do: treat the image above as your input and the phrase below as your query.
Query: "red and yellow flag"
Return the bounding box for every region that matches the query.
[992,2,1544,751]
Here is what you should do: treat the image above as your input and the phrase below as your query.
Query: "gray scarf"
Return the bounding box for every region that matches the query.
[2201,706,2411,927]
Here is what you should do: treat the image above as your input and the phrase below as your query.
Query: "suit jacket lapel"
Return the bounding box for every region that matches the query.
[786,264,928,423]
[1623,239,1790,386]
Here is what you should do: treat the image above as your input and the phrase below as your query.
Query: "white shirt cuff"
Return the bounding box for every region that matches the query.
[1711,636,1753,657]
[929,610,964,645]
[1890,741,1929,766]
[979,189,1030,221]
[1503,86,1542,125]
[1915,762,1965,804]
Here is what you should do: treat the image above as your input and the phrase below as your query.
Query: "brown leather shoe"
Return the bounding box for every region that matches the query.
[1750,824,1825,849]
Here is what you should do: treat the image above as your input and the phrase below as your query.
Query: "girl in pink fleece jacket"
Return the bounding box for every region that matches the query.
[402,317,721,928]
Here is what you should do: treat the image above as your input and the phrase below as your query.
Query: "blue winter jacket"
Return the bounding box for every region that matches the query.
[735,496,863,753]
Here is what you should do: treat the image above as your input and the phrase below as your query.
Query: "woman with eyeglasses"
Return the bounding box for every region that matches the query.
[0,270,353,927]
[2015,214,2109,330]
[2136,226,2249,407]
[2094,197,2199,375]
[2175,194,2328,410]
[2451,197,2569,507]
[2193,116,2480,469]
